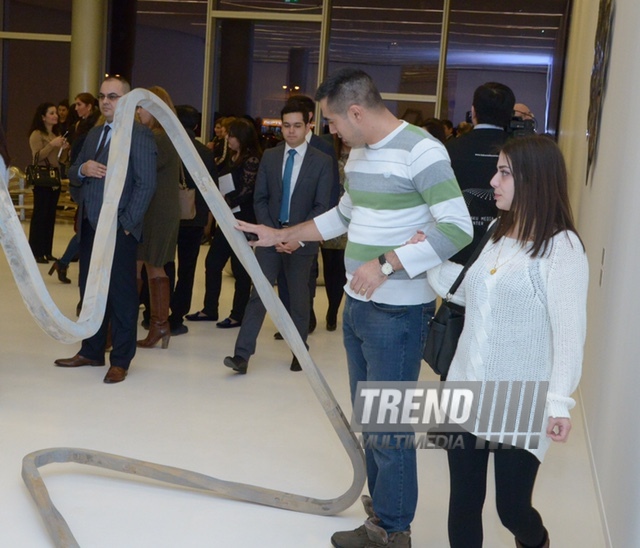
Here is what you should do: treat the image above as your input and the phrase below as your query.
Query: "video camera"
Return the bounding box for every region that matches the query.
[508,116,537,137]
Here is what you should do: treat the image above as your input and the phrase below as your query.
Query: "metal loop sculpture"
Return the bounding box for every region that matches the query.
[0,89,365,547]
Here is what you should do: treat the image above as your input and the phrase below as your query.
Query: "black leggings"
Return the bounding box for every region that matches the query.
[447,432,547,548]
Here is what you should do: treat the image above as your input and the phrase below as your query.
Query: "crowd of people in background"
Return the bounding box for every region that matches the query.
[6,69,579,548]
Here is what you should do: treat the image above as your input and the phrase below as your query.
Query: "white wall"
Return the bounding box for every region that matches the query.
[560,1,640,546]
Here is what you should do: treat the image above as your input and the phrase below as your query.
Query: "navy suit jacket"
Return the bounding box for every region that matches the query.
[309,134,340,206]
[69,121,157,242]
[253,144,332,255]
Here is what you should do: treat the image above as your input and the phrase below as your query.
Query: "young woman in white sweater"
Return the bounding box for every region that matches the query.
[427,134,588,548]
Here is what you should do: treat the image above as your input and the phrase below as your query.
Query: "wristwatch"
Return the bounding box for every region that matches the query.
[378,254,395,276]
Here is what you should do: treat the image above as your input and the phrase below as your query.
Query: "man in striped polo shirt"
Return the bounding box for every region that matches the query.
[236,68,472,548]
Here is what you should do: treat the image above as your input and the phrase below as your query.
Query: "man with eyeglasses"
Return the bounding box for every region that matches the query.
[54,75,157,384]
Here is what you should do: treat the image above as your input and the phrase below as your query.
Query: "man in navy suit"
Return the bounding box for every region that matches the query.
[54,76,157,384]
[224,101,333,374]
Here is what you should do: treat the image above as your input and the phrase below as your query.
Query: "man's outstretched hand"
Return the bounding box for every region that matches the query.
[235,220,281,247]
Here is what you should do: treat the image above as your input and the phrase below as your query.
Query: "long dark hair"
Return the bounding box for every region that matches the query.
[0,123,11,166]
[227,118,262,163]
[493,134,582,257]
[28,102,58,136]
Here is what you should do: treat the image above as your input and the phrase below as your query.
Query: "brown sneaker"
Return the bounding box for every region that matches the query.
[331,521,411,548]
[331,495,411,548]
[363,519,411,547]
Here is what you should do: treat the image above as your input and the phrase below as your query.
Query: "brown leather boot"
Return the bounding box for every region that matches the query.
[137,276,171,349]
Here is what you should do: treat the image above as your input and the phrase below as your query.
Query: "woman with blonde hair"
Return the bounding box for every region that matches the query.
[136,86,181,349]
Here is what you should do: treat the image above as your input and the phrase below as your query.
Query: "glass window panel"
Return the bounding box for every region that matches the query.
[138,0,209,40]
[329,0,444,96]
[224,20,320,118]
[215,0,322,15]
[445,0,571,133]
[2,0,71,34]
[392,100,436,127]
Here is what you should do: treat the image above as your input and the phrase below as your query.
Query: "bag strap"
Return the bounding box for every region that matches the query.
[178,164,188,190]
[32,151,51,168]
[445,221,498,300]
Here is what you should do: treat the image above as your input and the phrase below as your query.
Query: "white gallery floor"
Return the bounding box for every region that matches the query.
[0,222,606,547]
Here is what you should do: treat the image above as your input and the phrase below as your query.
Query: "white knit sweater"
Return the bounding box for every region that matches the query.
[427,230,589,461]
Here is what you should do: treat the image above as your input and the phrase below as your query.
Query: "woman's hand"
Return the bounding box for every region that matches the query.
[405,230,426,245]
[50,135,66,148]
[547,417,572,442]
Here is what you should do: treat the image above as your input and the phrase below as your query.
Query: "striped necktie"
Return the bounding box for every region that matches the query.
[95,125,111,159]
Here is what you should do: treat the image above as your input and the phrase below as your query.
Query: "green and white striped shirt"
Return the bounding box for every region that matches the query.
[314,121,472,305]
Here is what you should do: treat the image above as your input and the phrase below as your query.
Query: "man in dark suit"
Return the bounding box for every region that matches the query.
[274,95,340,337]
[224,101,333,374]
[54,76,157,384]
[446,82,515,264]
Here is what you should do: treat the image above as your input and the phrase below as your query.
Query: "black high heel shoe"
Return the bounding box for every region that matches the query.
[48,261,71,284]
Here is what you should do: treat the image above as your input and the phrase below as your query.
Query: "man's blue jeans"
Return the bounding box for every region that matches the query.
[343,295,434,534]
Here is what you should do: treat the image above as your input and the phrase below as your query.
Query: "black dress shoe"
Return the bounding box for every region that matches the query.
[224,355,248,374]
[274,331,284,340]
[54,354,105,367]
[44,255,58,262]
[185,311,218,321]
[290,356,302,372]
[171,324,189,336]
[103,366,128,384]
[216,317,241,329]
[35,256,49,264]
[326,322,337,332]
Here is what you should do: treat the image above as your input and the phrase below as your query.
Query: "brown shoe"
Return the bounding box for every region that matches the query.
[103,366,128,384]
[54,354,105,367]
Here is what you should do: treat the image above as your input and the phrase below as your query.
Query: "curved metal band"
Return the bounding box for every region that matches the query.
[0,89,365,547]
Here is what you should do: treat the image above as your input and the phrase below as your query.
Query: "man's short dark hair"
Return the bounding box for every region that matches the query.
[314,67,384,115]
[472,82,515,128]
[441,119,454,131]
[175,104,201,131]
[287,95,315,120]
[281,99,310,124]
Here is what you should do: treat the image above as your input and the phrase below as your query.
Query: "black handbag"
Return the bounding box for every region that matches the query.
[423,223,498,379]
[25,152,61,188]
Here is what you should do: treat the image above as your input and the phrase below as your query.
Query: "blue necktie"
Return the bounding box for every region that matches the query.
[279,149,296,224]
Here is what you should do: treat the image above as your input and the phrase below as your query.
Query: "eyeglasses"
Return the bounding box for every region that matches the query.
[98,93,122,101]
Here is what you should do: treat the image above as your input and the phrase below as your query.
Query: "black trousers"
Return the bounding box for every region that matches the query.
[28,185,60,258]
[78,219,139,369]
[320,247,346,324]
[169,225,204,327]
[202,226,251,322]
[447,432,546,548]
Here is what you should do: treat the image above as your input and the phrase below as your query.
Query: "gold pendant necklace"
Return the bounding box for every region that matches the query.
[490,238,517,275]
